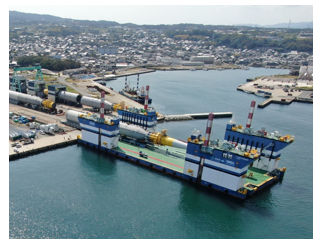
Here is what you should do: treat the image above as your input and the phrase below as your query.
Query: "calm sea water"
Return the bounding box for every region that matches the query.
[9,68,313,239]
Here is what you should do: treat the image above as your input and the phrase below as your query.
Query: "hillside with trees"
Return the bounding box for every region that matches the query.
[17,56,81,71]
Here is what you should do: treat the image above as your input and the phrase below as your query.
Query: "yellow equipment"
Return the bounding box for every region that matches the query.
[149,129,187,149]
[42,100,56,109]
[112,101,125,111]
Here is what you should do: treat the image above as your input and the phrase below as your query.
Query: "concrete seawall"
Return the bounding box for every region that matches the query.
[164,112,233,121]
[257,98,293,108]
[9,130,81,161]
[237,79,313,109]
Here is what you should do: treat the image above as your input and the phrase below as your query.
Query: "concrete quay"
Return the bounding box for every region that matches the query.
[93,68,156,81]
[190,112,233,119]
[164,112,233,121]
[90,82,145,110]
[257,98,293,108]
[237,76,313,108]
[9,130,81,161]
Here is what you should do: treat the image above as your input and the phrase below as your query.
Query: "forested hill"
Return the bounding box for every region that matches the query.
[9,10,313,30]
[9,11,119,28]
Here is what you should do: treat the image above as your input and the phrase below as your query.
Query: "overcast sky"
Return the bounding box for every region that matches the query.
[9,2,314,26]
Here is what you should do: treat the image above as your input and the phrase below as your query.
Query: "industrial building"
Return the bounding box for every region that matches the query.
[190,56,215,64]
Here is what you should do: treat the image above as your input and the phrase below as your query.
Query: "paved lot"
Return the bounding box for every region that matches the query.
[9,123,80,156]
[238,77,313,102]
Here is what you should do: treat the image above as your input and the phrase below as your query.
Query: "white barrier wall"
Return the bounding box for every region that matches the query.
[201,167,245,191]
[81,130,99,146]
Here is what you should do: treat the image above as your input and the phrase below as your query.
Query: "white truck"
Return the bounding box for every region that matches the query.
[39,124,55,135]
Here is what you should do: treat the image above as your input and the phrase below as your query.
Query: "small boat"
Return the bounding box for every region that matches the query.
[119,75,152,104]
[255,92,270,98]
[241,66,250,70]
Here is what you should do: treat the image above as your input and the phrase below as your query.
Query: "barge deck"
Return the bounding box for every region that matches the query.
[115,141,185,173]
[79,138,283,199]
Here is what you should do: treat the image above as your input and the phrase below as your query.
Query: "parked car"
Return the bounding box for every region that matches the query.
[139,151,148,158]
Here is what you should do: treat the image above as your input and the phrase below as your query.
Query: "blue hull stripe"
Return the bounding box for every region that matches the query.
[185,157,247,176]
[101,133,118,138]
[81,126,99,134]
[185,157,201,164]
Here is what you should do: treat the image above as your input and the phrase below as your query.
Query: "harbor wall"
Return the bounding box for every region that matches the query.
[9,130,81,161]
[164,112,233,121]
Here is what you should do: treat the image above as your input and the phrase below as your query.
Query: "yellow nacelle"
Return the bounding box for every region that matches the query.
[42,100,56,109]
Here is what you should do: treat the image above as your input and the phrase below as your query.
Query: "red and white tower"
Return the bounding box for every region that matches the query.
[144,95,149,110]
[246,100,256,128]
[144,85,150,110]
[100,91,105,121]
[146,85,150,99]
[204,113,214,147]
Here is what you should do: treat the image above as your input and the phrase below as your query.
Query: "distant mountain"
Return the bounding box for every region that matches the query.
[9,10,66,25]
[238,22,313,29]
[9,11,119,27]
[264,22,313,29]
[9,10,313,30]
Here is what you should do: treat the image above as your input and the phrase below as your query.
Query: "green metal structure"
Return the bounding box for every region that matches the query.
[11,64,43,92]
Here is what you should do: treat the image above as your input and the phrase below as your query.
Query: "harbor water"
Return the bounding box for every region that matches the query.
[9,68,313,239]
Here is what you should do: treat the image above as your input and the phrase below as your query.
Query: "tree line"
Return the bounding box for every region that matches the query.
[165,30,313,53]
[17,56,81,71]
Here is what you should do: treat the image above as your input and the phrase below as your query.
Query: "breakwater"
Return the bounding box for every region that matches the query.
[236,76,313,108]
[9,139,77,161]
[164,112,233,121]
[9,130,81,161]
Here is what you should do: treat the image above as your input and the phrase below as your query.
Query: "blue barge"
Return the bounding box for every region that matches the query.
[76,105,294,200]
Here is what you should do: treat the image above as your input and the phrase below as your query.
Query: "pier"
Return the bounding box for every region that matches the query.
[92,68,156,81]
[257,98,293,108]
[257,98,273,108]
[190,112,233,119]
[164,112,233,121]
[237,76,313,108]
[9,130,81,161]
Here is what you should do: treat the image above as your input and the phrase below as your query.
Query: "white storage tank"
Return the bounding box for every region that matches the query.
[9,91,43,106]
[119,122,149,140]
[80,96,112,110]
[66,110,83,124]
[57,91,82,103]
